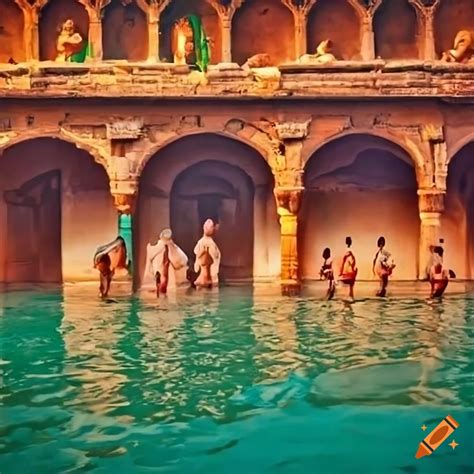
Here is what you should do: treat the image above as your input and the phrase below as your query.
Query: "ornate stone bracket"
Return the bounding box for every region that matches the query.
[419,124,448,191]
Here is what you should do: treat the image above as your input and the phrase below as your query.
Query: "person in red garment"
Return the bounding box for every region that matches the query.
[93,236,128,298]
[339,236,358,301]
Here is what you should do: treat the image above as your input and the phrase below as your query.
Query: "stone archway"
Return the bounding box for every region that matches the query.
[135,133,279,286]
[0,138,115,283]
[443,141,474,279]
[300,134,420,280]
[373,0,420,60]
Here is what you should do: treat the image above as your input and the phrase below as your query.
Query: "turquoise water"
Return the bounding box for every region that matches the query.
[0,287,473,473]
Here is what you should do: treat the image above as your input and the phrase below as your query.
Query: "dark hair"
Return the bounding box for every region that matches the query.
[434,246,444,257]
[345,236,352,247]
[322,248,331,259]
[377,236,385,248]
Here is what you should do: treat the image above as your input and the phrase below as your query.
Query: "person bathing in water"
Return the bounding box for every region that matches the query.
[429,246,456,298]
[143,228,188,297]
[372,236,396,297]
[339,236,358,301]
[320,247,336,300]
[193,219,221,289]
[93,236,128,298]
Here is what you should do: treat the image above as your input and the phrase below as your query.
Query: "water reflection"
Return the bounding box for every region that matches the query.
[60,287,129,416]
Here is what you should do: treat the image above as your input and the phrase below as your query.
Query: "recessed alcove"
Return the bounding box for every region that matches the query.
[102,0,148,61]
[434,0,474,59]
[231,0,295,65]
[0,0,25,64]
[135,134,280,286]
[374,0,420,60]
[443,142,474,279]
[159,0,221,64]
[0,138,115,283]
[39,0,89,61]
[307,0,362,60]
[300,134,419,280]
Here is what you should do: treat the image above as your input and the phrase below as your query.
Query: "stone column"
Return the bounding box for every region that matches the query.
[422,8,436,60]
[22,6,40,61]
[274,187,304,295]
[361,17,375,60]
[87,17,103,61]
[294,10,307,59]
[418,190,445,279]
[147,8,160,62]
[220,15,233,63]
[254,185,269,278]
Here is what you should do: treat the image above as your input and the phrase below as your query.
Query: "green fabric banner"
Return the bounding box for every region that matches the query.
[70,41,89,63]
[187,15,210,72]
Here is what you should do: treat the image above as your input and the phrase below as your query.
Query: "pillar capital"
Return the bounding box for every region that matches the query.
[418,189,445,215]
[274,187,304,215]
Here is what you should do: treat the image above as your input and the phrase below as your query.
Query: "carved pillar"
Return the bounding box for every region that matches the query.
[221,15,232,63]
[22,6,40,61]
[422,9,436,60]
[147,7,160,62]
[294,10,307,59]
[88,15,103,61]
[361,17,375,60]
[418,190,445,279]
[274,188,304,295]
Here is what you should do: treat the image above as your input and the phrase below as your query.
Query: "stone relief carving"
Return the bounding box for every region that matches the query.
[106,118,144,140]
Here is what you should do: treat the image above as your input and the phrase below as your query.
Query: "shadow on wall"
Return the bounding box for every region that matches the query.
[0,138,115,283]
[102,0,148,61]
[0,0,25,63]
[231,0,295,65]
[307,0,362,60]
[443,142,474,279]
[39,0,89,61]
[374,0,420,60]
[300,135,419,280]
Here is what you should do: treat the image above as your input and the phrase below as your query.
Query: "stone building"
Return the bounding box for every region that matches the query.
[0,0,473,292]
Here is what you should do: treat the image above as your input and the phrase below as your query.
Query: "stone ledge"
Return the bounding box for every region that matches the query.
[1,60,474,99]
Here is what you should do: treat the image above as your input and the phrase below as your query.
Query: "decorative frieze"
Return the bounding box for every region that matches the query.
[275,120,311,140]
[106,118,144,140]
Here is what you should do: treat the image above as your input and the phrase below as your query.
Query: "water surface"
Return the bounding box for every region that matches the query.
[0,287,473,473]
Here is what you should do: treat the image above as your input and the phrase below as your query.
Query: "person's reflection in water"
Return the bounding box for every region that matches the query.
[60,286,130,419]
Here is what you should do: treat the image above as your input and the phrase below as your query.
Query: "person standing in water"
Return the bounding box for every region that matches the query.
[372,236,396,297]
[429,246,456,298]
[339,236,358,301]
[320,247,336,300]
[193,219,221,289]
[93,236,128,298]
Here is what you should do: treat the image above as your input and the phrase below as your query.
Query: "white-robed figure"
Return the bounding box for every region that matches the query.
[143,228,188,297]
[193,219,221,288]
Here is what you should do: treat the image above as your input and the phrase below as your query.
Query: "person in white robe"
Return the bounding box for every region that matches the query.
[143,229,188,297]
[193,219,221,288]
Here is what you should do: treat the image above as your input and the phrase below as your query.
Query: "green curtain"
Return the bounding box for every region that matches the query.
[70,41,90,63]
[187,15,210,72]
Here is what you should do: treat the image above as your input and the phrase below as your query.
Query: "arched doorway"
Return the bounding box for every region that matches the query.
[135,133,279,286]
[0,138,115,283]
[443,142,474,279]
[300,134,419,280]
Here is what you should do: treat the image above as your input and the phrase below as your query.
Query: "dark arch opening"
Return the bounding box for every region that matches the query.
[444,142,474,279]
[300,134,419,280]
[374,0,420,59]
[135,133,279,287]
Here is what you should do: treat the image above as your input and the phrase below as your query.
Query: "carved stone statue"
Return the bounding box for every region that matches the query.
[441,30,474,63]
[171,15,210,72]
[299,40,337,65]
[55,19,84,62]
